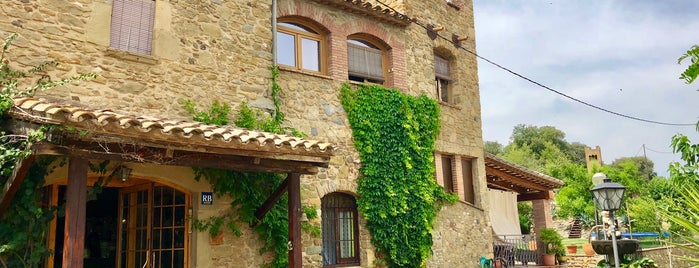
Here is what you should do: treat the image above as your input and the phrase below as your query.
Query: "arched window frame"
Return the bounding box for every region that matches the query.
[321,192,360,266]
[347,34,390,85]
[276,17,327,73]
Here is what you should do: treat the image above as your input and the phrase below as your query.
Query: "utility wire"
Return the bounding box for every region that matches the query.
[644,146,674,154]
[374,0,696,127]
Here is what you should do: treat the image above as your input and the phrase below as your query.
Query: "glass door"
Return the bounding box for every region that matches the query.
[118,184,152,268]
[117,184,189,268]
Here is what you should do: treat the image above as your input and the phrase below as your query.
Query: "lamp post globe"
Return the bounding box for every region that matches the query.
[590,177,626,212]
[589,174,626,268]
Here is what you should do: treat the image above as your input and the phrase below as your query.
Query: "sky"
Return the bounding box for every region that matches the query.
[472,1,699,177]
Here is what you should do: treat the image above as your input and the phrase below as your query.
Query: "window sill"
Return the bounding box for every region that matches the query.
[438,101,461,110]
[458,200,483,211]
[105,48,160,65]
[278,65,333,80]
[346,80,387,87]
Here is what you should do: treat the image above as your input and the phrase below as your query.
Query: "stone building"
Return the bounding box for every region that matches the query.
[0,0,494,267]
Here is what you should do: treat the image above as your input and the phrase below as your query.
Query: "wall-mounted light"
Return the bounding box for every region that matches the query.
[114,165,133,182]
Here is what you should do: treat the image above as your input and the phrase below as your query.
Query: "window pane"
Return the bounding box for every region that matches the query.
[435,55,450,78]
[439,79,450,103]
[338,211,355,258]
[301,38,320,71]
[277,32,296,67]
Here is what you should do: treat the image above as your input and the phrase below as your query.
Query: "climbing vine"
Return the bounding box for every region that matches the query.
[0,33,95,267]
[185,66,314,268]
[340,83,456,267]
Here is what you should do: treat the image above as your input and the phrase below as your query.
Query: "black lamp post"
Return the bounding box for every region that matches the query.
[590,175,626,268]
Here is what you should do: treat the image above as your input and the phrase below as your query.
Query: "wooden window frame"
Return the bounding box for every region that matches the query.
[110,0,156,55]
[461,157,476,204]
[347,36,389,85]
[277,19,326,74]
[441,155,455,193]
[322,193,360,267]
[435,54,453,103]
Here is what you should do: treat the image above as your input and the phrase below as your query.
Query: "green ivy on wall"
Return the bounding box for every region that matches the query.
[185,66,316,268]
[340,84,457,267]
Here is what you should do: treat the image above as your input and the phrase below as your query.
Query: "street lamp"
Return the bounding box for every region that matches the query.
[590,174,626,268]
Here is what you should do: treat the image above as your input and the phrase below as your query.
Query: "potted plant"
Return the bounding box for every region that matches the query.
[539,228,564,266]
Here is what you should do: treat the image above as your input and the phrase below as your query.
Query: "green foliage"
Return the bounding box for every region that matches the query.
[669,133,699,184]
[611,157,656,182]
[483,141,504,155]
[517,202,532,234]
[626,197,661,233]
[597,257,658,268]
[678,45,699,85]
[0,33,94,267]
[184,66,304,268]
[660,182,699,265]
[340,84,456,267]
[539,228,564,256]
[507,124,584,165]
[550,163,594,219]
[182,99,230,125]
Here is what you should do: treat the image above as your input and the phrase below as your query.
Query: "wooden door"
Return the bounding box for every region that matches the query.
[117,184,189,268]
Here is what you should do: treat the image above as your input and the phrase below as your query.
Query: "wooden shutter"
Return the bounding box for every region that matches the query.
[435,54,450,80]
[348,43,384,81]
[110,0,155,55]
[441,155,454,193]
[462,158,475,204]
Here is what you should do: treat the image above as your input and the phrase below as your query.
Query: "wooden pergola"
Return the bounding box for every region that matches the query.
[485,152,564,201]
[0,97,335,268]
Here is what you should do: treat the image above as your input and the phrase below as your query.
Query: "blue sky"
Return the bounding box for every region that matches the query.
[473,1,699,176]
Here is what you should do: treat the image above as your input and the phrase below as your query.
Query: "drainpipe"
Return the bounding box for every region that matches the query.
[272,0,278,66]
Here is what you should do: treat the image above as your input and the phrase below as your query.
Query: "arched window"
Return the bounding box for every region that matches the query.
[276,19,325,73]
[321,192,360,266]
[347,37,388,84]
[434,53,452,103]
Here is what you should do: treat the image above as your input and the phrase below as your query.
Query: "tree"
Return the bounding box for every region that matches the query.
[550,163,594,219]
[611,156,656,182]
[484,140,504,155]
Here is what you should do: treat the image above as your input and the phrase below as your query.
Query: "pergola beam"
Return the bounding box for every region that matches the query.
[0,155,36,219]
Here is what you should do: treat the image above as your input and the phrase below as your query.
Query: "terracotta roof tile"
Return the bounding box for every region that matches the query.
[311,0,411,26]
[9,97,335,157]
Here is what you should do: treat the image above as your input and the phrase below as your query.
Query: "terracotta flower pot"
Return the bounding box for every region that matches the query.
[567,244,578,254]
[542,253,556,266]
[582,243,595,256]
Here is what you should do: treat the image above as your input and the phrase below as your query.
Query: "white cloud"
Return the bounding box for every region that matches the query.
[474,0,699,176]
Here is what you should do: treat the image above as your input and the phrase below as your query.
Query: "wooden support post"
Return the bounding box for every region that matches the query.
[62,158,88,268]
[288,173,302,268]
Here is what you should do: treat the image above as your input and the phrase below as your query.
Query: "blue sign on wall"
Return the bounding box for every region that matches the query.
[201,192,213,205]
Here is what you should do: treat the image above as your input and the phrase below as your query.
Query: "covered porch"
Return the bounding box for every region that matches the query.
[485,152,564,266]
[0,97,335,268]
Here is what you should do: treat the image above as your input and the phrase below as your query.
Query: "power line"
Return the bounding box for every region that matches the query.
[644,146,674,154]
[374,0,697,127]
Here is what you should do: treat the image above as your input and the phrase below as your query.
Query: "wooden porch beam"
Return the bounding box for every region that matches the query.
[288,173,302,268]
[0,155,36,219]
[62,158,88,268]
[485,166,550,192]
[517,191,554,202]
[252,177,290,226]
[33,143,321,174]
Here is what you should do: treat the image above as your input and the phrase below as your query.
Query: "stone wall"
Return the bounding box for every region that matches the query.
[0,0,489,267]
[640,245,699,268]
